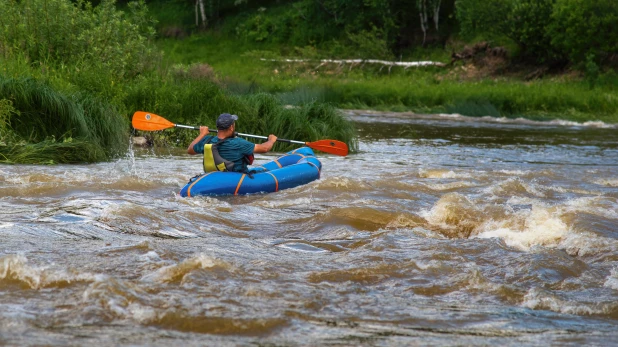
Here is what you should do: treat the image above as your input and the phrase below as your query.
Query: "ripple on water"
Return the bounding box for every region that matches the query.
[0,254,98,290]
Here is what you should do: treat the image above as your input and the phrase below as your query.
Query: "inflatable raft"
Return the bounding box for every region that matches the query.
[180,147,321,197]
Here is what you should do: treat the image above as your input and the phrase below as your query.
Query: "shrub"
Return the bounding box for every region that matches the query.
[456,0,556,63]
[0,76,128,163]
[346,28,394,60]
[0,98,18,142]
[0,0,157,79]
[549,0,618,66]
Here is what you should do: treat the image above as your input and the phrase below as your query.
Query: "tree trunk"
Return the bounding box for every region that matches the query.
[196,0,208,29]
[418,0,428,46]
[433,0,441,31]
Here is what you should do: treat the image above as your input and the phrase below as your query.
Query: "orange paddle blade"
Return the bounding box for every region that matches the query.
[132,111,176,131]
[306,140,349,156]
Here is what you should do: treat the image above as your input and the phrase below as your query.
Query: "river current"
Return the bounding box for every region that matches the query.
[1,111,617,346]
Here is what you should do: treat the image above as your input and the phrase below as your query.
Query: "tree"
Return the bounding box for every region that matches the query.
[456,0,555,62]
[549,0,618,65]
[196,0,208,28]
[417,0,442,46]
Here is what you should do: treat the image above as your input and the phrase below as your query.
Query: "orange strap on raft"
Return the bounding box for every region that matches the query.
[234,174,247,195]
[266,172,279,192]
[306,161,321,178]
[187,172,214,197]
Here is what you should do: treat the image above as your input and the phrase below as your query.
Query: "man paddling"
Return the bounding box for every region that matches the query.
[187,113,277,173]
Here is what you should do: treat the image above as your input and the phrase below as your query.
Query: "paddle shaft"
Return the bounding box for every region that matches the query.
[175,124,305,145]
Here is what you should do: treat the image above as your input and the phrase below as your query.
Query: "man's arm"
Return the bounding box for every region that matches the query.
[254,134,277,153]
[187,126,210,155]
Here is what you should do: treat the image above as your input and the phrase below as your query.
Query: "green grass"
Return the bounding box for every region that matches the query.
[0,138,106,165]
[156,34,618,123]
[0,76,128,164]
[0,58,359,163]
[122,75,358,152]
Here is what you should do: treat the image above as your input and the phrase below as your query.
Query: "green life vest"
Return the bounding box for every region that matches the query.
[203,137,235,172]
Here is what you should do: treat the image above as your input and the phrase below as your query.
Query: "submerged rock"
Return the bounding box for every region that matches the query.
[132,136,150,147]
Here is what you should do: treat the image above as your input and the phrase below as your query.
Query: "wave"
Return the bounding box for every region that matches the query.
[141,254,232,283]
[421,193,618,253]
[523,287,618,318]
[0,254,97,289]
[343,109,618,129]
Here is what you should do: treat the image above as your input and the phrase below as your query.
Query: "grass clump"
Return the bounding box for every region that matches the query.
[123,75,358,152]
[0,76,128,164]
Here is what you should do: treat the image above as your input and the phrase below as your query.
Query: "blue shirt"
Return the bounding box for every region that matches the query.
[193,136,255,172]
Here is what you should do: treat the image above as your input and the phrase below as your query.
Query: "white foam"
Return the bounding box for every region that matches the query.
[477,206,567,250]
[424,181,476,191]
[139,251,162,262]
[522,287,616,316]
[485,177,547,198]
[441,113,618,129]
[564,196,618,220]
[593,179,618,187]
[497,169,531,176]
[0,254,97,289]
[254,197,313,209]
[604,268,618,290]
[126,302,158,323]
[418,168,467,179]
[141,254,227,283]
[346,110,618,128]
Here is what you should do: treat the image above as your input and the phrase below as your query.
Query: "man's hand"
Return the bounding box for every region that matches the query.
[254,134,278,153]
[187,126,210,155]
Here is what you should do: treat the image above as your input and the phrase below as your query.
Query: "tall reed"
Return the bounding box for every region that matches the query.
[0,76,128,163]
[122,74,358,152]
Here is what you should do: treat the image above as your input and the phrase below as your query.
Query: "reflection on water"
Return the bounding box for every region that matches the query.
[1,112,617,345]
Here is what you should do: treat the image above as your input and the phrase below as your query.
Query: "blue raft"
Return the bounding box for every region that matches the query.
[179,147,322,197]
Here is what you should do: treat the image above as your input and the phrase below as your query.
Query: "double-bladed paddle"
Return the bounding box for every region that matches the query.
[131,111,349,156]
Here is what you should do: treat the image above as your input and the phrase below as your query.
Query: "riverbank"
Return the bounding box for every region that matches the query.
[157,34,618,123]
[0,1,359,164]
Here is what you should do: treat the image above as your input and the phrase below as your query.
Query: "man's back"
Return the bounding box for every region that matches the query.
[194,135,255,172]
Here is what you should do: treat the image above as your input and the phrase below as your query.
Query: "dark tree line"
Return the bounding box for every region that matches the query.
[131,0,617,67]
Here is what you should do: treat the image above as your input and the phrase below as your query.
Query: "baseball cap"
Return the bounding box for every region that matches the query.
[216,113,238,129]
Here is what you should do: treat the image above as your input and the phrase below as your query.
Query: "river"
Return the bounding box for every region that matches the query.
[1,111,617,346]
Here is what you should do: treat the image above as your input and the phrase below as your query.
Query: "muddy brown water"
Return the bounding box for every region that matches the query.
[1,111,618,346]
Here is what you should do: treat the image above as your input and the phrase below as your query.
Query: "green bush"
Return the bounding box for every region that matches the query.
[122,73,358,152]
[236,9,276,42]
[0,76,128,163]
[346,28,394,60]
[0,0,157,79]
[456,0,556,62]
[0,98,18,142]
[231,0,397,49]
[549,0,618,66]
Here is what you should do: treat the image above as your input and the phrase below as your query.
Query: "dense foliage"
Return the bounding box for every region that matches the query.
[456,0,618,66]
[121,73,358,151]
[0,0,359,163]
[549,0,618,66]
[0,0,157,78]
[148,0,456,54]
[0,76,128,163]
[456,0,555,62]
[150,0,618,67]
